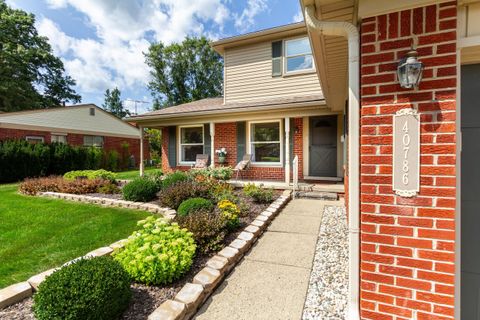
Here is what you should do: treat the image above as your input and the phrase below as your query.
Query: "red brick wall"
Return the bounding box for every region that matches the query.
[0,128,148,166]
[214,122,237,167]
[292,117,304,181]
[360,2,457,319]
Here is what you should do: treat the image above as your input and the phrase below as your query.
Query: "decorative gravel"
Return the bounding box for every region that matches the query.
[302,204,348,320]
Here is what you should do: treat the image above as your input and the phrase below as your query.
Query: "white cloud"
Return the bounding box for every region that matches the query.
[37,0,233,96]
[234,0,268,32]
[293,9,303,22]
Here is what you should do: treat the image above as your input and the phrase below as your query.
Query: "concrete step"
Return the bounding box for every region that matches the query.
[294,191,338,201]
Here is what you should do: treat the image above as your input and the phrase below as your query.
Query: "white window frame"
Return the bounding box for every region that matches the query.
[83,135,104,147]
[247,120,283,167]
[178,125,204,165]
[284,36,315,75]
[51,133,67,144]
[25,136,44,143]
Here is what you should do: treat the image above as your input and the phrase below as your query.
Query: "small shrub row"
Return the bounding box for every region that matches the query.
[188,167,233,181]
[243,183,274,203]
[19,176,115,195]
[113,216,196,285]
[64,169,117,182]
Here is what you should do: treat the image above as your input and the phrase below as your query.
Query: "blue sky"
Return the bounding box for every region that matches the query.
[7,0,303,114]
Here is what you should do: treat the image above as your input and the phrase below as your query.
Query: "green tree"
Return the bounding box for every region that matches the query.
[145,37,223,109]
[102,87,130,118]
[0,0,81,112]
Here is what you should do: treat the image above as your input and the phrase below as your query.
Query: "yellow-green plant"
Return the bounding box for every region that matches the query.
[217,200,240,230]
[113,217,196,285]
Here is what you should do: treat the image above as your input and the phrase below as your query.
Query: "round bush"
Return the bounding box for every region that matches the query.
[178,198,213,217]
[122,177,158,202]
[113,216,196,285]
[161,171,189,189]
[33,256,131,320]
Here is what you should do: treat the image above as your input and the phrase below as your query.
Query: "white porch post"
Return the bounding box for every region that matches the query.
[210,122,215,168]
[285,118,290,185]
[139,126,144,176]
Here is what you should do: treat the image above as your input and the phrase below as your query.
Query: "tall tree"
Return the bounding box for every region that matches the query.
[102,87,130,118]
[145,37,223,109]
[0,0,81,112]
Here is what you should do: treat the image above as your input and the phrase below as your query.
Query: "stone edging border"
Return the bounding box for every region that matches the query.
[147,190,292,320]
[36,192,176,219]
[0,190,291,314]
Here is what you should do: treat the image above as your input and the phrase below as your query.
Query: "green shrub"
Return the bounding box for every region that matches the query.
[177,198,213,217]
[113,217,196,285]
[33,256,131,320]
[98,182,121,194]
[162,170,189,189]
[144,169,163,190]
[209,182,237,203]
[243,183,274,203]
[64,169,116,181]
[103,150,120,172]
[175,211,227,254]
[122,177,158,202]
[158,181,210,209]
[188,167,233,181]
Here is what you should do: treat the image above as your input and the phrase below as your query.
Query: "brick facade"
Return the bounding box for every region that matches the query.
[359,2,457,319]
[0,128,148,167]
[161,118,305,182]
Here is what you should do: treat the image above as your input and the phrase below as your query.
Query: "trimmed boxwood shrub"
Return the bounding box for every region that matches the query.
[33,256,131,320]
[161,170,189,189]
[113,216,196,285]
[122,177,158,202]
[177,198,213,217]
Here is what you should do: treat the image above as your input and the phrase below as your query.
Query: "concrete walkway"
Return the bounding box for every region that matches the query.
[195,199,341,320]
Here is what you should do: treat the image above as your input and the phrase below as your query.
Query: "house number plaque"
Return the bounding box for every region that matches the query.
[393,108,420,197]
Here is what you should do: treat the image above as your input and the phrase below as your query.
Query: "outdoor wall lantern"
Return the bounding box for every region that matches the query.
[397,48,424,89]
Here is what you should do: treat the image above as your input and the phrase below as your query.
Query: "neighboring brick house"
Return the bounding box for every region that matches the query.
[0,104,148,166]
[130,1,479,318]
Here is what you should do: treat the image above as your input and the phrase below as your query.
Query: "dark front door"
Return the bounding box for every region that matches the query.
[309,116,337,177]
[462,63,480,320]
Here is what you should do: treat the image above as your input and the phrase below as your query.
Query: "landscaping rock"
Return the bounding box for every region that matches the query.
[244,225,260,237]
[229,239,249,253]
[206,255,229,273]
[251,219,268,230]
[261,210,275,219]
[237,231,254,242]
[27,268,57,291]
[109,239,128,250]
[256,215,269,222]
[85,246,113,257]
[193,267,222,293]
[148,300,186,320]
[0,282,32,309]
[174,283,204,310]
[218,246,240,263]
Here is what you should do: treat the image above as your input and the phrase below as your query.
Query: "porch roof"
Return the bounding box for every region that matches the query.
[127,94,326,125]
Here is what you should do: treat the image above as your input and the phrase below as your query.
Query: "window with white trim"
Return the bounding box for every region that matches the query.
[179,126,204,163]
[249,121,282,164]
[285,37,314,73]
[51,134,67,144]
[83,135,104,147]
[25,136,44,144]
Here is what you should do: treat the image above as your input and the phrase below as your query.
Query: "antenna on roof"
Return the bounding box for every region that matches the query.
[123,99,149,115]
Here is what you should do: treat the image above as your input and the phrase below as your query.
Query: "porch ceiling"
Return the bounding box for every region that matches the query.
[300,0,357,112]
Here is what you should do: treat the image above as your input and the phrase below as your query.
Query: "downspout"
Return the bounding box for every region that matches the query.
[304,5,360,320]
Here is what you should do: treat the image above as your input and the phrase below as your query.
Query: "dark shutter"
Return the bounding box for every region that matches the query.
[237,122,246,162]
[272,41,283,77]
[168,126,176,167]
[204,123,211,164]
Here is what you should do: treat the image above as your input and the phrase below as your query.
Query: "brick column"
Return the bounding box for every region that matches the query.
[360,2,457,319]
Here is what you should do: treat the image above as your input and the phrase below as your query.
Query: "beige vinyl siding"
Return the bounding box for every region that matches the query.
[224,39,323,103]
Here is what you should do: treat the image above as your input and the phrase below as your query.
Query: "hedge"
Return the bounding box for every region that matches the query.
[0,139,130,183]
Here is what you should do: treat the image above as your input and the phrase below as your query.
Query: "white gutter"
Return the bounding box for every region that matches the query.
[304,5,361,320]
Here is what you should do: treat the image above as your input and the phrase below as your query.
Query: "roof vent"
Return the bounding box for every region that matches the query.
[89,108,95,116]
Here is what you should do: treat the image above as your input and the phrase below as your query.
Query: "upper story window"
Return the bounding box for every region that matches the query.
[179,125,204,163]
[284,37,314,73]
[84,135,103,147]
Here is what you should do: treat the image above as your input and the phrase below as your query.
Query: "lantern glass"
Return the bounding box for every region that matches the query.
[397,51,424,89]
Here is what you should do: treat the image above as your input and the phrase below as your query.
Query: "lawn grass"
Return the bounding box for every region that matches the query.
[115,167,159,180]
[0,184,151,288]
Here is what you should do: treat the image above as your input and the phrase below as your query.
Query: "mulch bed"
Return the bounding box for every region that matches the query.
[0,189,281,320]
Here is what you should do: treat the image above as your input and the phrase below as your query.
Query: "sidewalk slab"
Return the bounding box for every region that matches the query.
[268,214,322,235]
[194,259,310,320]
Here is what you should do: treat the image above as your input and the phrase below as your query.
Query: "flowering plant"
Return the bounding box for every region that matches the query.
[215,148,227,157]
